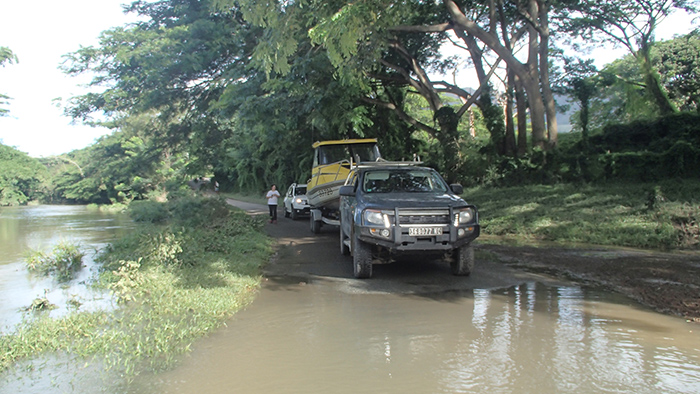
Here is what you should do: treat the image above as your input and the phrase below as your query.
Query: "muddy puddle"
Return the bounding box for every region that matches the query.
[113,277,700,394]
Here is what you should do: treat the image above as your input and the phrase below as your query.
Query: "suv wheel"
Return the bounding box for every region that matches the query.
[284,205,291,218]
[352,235,373,278]
[451,244,474,276]
[291,208,299,220]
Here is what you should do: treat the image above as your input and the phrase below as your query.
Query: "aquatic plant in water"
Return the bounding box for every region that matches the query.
[25,241,85,282]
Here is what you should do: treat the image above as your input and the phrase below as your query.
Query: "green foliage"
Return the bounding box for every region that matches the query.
[585,112,700,181]
[2,195,272,375]
[0,143,49,205]
[46,115,188,204]
[25,242,85,282]
[0,46,18,117]
[25,297,58,312]
[657,31,700,111]
[128,200,170,223]
[468,180,700,249]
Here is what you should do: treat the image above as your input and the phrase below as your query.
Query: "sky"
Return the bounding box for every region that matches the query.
[0,3,697,158]
[0,0,140,158]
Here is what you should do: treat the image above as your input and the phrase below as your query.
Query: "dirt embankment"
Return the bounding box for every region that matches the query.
[478,243,700,322]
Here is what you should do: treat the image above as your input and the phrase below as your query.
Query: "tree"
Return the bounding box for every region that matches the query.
[0,46,18,117]
[554,58,598,149]
[559,0,699,116]
[0,143,48,205]
[656,31,700,111]
[49,114,187,204]
[218,0,562,182]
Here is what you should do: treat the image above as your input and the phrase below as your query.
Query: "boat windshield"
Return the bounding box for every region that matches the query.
[362,169,449,194]
[316,143,380,165]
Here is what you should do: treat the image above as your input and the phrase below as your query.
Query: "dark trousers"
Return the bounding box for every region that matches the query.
[268,204,277,221]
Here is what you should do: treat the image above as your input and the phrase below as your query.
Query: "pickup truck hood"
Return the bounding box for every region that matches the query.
[359,192,468,209]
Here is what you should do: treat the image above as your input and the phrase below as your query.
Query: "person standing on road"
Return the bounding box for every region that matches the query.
[266,184,281,224]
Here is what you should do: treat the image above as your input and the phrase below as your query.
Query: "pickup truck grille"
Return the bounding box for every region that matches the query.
[396,209,450,225]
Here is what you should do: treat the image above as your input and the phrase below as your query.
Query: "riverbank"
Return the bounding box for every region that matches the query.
[466,181,700,250]
[464,181,700,322]
[477,241,700,322]
[0,196,274,375]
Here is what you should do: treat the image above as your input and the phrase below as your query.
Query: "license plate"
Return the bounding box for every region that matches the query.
[408,227,443,236]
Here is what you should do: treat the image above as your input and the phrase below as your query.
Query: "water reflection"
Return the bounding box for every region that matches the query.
[0,205,134,331]
[116,280,700,394]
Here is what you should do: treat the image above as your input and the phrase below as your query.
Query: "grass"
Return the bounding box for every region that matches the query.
[1,195,273,376]
[465,180,700,250]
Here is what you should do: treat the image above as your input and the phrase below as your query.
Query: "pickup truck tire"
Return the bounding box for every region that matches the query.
[451,244,474,276]
[339,227,350,255]
[284,206,290,218]
[352,235,373,279]
[291,209,299,220]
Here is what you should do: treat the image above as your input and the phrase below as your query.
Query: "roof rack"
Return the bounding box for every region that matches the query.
[354,159,424,168]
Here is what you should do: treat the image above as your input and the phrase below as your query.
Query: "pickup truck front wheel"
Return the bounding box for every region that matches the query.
[451,244,474,276]
[352,235,373,279]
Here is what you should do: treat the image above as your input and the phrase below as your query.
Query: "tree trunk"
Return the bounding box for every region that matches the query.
[514,74,528,157]
[638,44,677,115]
[434,107,461,182]
[444,0,548,151]
[525,1,546,150]
[504,70,517,156]
[536,0,558,148]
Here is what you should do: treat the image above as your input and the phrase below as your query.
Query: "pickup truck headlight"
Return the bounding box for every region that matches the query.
[364,209,390,228]
[455,207,475,225]
[295,197,304,204]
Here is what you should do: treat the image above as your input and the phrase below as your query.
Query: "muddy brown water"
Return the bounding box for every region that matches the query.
[0,205,135,331]
[2,202,700,393]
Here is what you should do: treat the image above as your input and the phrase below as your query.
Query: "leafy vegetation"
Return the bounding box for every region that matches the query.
[2,1,698,209]
[1,195,273,375]
[0,45,17,117]
[470,180,700,249]
[0,143,49,206]
[25,242,85,282]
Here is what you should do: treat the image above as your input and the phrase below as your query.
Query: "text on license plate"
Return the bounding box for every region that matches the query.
[408,227,443,236]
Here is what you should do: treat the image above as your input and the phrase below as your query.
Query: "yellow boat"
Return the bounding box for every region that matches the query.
[307,139,381,209]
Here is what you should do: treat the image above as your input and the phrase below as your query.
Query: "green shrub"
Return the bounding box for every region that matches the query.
[168,196,230,227]
[25,242,85,282]
[128,200,169,223]
[4,195,273,376]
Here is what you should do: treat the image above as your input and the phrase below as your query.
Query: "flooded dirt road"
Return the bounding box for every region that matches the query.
[122,201,700,394]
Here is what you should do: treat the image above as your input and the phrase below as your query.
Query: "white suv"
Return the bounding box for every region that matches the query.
[283,183,310,220]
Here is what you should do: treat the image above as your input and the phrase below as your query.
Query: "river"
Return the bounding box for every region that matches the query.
[0,205,134,332]
[1,204,699,393]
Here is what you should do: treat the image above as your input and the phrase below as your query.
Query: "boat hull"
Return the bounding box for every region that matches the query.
[307,179,344,209]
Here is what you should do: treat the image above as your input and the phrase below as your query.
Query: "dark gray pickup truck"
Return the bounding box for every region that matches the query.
[339,163,480,278]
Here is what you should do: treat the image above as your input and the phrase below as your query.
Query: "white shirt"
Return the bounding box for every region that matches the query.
[266,190,281,205]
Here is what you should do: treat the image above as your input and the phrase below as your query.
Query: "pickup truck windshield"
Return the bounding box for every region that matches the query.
[362,169,448,193]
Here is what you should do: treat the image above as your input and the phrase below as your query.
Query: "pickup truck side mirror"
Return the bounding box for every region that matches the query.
[339,185,355,197]
[450,184,464,195]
